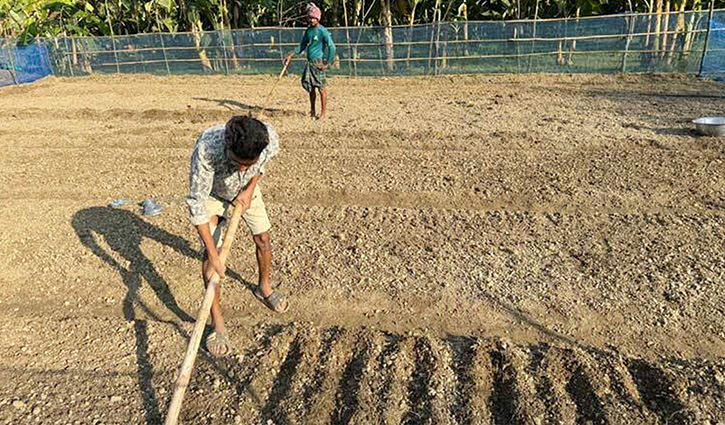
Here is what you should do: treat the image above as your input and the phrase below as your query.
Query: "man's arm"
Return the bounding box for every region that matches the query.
[187,142,214,226]
[285,30,309,65]
[234,174,261,212]
[324,29,337,66]
[186,142,226,277]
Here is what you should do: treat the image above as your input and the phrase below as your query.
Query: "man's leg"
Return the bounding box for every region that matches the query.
[244,186,289,312]
[253,232,289,312]
[319,87,327,119]
[207,270,226,335]
[253,232,273,297]
[309,89,316,118]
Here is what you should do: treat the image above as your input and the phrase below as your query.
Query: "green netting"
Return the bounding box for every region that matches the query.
[701,10,725,80]
[27,10,724,77]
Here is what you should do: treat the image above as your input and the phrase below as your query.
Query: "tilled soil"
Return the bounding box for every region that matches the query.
[0,73,724,424]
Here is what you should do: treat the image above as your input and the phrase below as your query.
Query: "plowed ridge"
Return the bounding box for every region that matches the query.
[180,324,724,424]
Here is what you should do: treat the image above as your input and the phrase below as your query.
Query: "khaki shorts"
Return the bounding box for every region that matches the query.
[202,185,271,251]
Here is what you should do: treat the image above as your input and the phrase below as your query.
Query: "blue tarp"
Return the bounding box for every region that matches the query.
[700,13,725,81]
[15,43,53,83]
[0,43,53,87]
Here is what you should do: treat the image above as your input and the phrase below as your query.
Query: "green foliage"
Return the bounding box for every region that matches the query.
[1,0,110,43]
[1,0,722,41]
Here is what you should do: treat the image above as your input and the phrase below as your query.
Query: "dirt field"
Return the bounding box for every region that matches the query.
[0,72,724,424]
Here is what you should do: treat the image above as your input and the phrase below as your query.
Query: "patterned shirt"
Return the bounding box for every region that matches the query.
[186,123,280,226]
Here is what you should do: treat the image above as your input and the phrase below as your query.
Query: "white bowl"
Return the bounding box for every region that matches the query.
[693,117,725,137]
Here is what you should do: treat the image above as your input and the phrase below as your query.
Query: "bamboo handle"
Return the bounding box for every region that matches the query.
[164,203,246,425]
[265,61,290,103]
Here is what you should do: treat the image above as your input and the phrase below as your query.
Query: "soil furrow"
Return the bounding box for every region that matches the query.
[528,344,565,424]
[445,335,480,425]
[401,337,436,425]
[233,325,297,424]
[330,330,375,425]
[540,346,580,423]
[426,336,459,425]
[563,352,608,424]
[465,338,495,424]
[581,352,656,424]
[346,330,388,425]
[626,359,696,424]
[302,328,357,424]
[488,339,548,424]
[380,337,417,425]
[276,326,323,425]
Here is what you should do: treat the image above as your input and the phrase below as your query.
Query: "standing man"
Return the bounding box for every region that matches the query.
[284,3,336,120]
[187,115,289,357]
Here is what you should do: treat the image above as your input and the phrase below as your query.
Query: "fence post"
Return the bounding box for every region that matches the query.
[377,30,387,75]
[63,37,75,77]
[342,0,355,77]
[111,33,121,74]
[72,36,80,73]
[237,29,244,72]
[34,37,49,79]
[277,28,285,73]
[427,23,435,73]
[621,13,637,73]
[434,21,441,75]
[229,29,239,70]
[526,0,540,72]
[514,26,521,73]
[381,0,395,72]
[527,20,538,72]
[159,33,171,75]
[43,38,54,77]
[698,0,715,77]
[220,30,230,74]
[6,40,18,85]
[351,25,359,77]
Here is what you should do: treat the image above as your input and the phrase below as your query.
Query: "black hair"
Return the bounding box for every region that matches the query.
[224,115,269,160]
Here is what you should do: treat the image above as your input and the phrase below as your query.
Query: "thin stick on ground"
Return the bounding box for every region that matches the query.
[163,203,246,425]
[265,61,290,105]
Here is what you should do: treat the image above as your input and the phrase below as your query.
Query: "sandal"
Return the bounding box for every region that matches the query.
[253,286,290,313]
[205,331,233,357]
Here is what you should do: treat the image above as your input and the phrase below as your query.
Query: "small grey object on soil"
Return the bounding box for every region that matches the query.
[108,199,127,208]
[141,199,163,216]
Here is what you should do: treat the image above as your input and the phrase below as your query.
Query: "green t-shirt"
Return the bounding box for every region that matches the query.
[294,25,336,64]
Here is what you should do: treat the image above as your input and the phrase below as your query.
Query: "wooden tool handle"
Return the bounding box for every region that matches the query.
[265,61,290,103]
[216,204,245,266]
[164,203,246,425]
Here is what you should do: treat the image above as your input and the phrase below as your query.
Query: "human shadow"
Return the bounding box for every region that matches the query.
[622,122,698,138]
[474,289,613,359]
[193,97,305,117]
[588,89,725,100]
[651,127,698,137]
[71,206,255,424]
